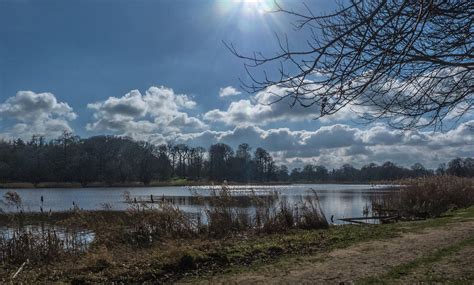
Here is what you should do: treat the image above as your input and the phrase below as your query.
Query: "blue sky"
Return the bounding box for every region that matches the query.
[0,0,472,169]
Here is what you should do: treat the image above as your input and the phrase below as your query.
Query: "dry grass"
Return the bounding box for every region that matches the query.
[255,191,328,234]
[373,176,474,219]
[203,187,328,237]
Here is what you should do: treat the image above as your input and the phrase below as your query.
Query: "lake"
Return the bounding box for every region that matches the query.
[0,184,397,223]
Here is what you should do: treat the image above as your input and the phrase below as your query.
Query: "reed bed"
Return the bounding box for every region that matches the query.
[372,176,474,219]
[0,186,329,265]
[0,227,91,264]
[202,186,328,237]
[0,193,91,265]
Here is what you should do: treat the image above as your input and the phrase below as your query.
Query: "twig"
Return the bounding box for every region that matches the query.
[11,259,29,279]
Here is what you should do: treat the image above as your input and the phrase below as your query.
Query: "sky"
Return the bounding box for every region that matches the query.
[0,0,472,170]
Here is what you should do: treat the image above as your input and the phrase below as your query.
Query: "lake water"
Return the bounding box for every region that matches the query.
[0,184,397,223]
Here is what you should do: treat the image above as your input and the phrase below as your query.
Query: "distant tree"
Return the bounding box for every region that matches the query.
[0,132,469,184]
[301,164,316,181]
[445,157,474,177]
[436,163,447,176]
[332,164,360,181]
[411,163,433,177]
[290,167,302,182]
[275,165,289,181]
[253,147,275,182]
[156,145,173,181]
[234,143,253,182]
[208,143,234,181]
[380,161,406,180]
[314,165,329,181]
[464,158,474,177]
[188,147,205,180]
[174,144,189,178]
[137,142,159,185]
[361,163,380,181]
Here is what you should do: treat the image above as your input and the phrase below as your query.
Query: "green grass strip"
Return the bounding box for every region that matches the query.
[358,237,474,284]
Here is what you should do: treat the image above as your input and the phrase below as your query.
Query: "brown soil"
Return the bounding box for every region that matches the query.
[198,220,474,284]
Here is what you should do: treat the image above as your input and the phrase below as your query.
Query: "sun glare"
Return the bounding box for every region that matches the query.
[216,0,280,33]
[233,0,273,14]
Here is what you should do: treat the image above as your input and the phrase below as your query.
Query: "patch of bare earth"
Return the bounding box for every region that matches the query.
[197,220,474,284]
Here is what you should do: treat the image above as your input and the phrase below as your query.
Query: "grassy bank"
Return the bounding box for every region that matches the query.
[1,176,472,283]
[1,205,473,283]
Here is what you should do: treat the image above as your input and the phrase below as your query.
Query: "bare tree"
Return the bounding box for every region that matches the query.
[227,0,473,129]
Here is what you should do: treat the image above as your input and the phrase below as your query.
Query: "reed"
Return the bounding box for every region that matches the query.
[0,185,329,266]
[203,185,253,237]
[0,191,91,265]
[256,191,328,233]
[201,186,328,236]
[373,176,474,219]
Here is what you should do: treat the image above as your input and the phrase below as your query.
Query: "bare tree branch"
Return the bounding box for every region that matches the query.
[227,0,474,130]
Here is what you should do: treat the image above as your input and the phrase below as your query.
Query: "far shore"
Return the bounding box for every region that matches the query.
[0,180,393,189]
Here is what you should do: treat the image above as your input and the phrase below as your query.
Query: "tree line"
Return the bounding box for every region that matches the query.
[0,132,472,186]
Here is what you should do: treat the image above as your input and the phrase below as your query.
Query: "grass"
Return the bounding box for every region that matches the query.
[181,205,474,283]
[2,206,473,283]
[358,237,474,284]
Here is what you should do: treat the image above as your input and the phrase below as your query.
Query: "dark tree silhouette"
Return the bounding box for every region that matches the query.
[0,134,472,185]
[208,143,234,181]
[228,0,473,129]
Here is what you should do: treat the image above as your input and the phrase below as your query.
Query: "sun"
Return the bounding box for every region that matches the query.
[215,0,279,28]
[233,0,273,14]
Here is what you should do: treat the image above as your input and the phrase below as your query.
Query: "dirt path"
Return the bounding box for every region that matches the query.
[397,244,474,283]
[198,220,474,284]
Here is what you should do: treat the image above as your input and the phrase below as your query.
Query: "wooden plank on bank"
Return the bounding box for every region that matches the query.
[338,215,398,224]
[339,216,396,221]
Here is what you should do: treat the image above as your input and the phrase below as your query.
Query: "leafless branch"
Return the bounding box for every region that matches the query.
[226,0,474,130]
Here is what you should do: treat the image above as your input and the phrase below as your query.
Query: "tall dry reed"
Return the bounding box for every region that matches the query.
[373,176,474,218]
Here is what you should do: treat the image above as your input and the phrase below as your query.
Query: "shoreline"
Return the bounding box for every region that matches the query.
[0,180,392,189]
[1,206,472,283]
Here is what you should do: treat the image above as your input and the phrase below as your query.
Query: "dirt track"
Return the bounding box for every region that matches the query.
[200,220,474,284]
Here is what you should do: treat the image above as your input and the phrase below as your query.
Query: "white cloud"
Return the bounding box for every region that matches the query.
[174,121,474,169]
[87,86,207,140]
[0,91,77,138]
[219,86,242,97]
[205,85,362,126]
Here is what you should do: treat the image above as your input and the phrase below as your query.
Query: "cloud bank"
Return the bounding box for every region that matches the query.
[0,91,77,138]
[1,86,472,169]
[205,86,360,126]
[86,86,207,140]
[174,121,474,169]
